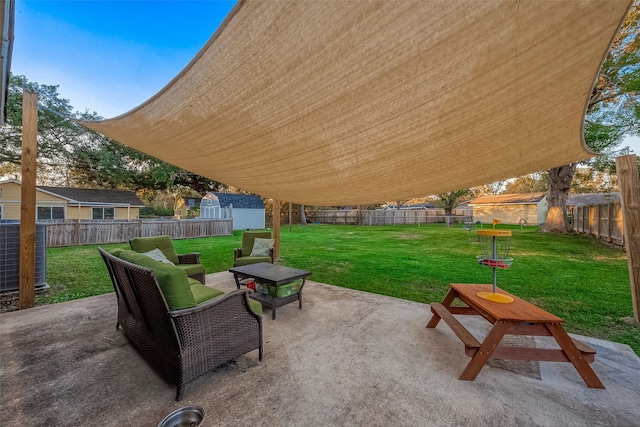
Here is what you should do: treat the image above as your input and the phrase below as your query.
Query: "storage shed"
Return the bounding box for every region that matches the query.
[469,193,548,225]
[200,192,265,230]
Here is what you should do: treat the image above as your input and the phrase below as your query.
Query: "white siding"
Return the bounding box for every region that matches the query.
[233,208,265,230]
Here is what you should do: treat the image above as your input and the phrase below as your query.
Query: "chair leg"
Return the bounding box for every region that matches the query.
[175,384,185,401]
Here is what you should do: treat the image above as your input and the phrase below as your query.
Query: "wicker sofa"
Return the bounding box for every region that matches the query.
[98,247,263,401]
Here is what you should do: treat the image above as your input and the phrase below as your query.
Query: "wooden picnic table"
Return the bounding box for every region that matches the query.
[426,283,604,388]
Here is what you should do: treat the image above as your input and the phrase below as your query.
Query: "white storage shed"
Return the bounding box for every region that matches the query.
[200,192,265,230]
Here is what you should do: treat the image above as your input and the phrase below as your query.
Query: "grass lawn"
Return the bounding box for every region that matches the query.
[40,224,639,355]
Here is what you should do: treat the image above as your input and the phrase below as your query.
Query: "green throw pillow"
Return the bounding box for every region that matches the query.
[117,249,195,310]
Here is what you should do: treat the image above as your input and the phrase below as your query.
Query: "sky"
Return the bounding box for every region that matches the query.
[12,0,237,119]
[9,0,640,153]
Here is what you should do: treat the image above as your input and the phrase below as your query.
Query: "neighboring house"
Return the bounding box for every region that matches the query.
[566,192,620,223]
[199,192,265,230]
[0,180,144,221]
[469,193,548,225]
[173,197,202,219]
[567,192,620,207]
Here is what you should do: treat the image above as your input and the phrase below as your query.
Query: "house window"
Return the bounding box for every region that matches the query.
[37,206,65,220]
[92,207,115,220]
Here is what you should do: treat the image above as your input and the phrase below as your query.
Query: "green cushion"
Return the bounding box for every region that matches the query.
[117,249,195,310]
[241,231,272,257]
[177,263,205,277]
[130,235,180,265]
[108,247,124,257]
[249,299,262,316]
[256,279,302,298]
[235,256,272,266]
[190,283,224,305]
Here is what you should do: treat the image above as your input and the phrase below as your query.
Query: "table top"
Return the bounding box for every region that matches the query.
[450,284,564,324]
[229,263,311,285]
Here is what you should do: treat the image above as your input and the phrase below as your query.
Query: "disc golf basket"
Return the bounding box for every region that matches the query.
[476,229,514,303]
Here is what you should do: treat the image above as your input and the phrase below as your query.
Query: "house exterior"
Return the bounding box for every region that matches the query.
[469,193,548,225]
[0,180,145,221]
[173,197,202,219]
[199,192,265,230]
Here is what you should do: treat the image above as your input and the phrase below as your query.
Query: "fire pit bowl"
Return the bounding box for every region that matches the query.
[157,406,204,427]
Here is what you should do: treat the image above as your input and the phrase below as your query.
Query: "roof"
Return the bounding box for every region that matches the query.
[205,192,264,209]
[567,192,620,206]
[37,186,145,207]
[469,193,547,206]
[79,1,631,205]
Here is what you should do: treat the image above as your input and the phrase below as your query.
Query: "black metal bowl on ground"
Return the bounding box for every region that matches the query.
[157,406,204,427]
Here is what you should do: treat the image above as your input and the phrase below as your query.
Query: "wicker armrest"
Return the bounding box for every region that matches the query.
[178,252,201,264]
[233,248,242,262]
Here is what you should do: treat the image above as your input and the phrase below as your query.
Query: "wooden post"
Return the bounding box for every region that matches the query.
[273,199,281,261]
[20,91,38,309]
[616,154,640,323]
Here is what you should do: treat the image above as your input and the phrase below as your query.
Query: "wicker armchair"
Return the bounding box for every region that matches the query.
[98,248,263,401]
[129,235,206,283]
[233,231,275,267]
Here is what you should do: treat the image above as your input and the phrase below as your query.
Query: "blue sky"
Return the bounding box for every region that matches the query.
[10,0,640,153]
[12,0,237,119]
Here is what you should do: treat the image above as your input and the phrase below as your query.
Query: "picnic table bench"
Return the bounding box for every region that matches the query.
[427,283,604,388]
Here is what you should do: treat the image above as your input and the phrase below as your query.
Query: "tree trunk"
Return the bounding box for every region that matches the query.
[541,164,576,233]
[300,204,307,224]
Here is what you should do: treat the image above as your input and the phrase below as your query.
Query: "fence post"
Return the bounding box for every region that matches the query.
[616,154,640,323]
[607,203,613,243]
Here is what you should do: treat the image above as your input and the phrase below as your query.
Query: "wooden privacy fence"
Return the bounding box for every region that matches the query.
[45,219,233,247]
[305,209,471,226]
[573,202,624,247]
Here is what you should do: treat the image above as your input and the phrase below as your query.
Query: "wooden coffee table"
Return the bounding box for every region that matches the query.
[427,283,604,388]
[229,263,311,320]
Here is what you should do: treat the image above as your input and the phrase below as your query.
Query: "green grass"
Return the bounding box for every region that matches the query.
[39,224,640,355]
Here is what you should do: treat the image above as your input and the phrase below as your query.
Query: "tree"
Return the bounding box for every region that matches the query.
[543,4,640,232]
[503,172,548,194]
[1,74,227,195]
[435,189,473,215]
[1,74,83,175]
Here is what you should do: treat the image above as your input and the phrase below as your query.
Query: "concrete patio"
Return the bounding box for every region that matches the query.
[2,272,639,426]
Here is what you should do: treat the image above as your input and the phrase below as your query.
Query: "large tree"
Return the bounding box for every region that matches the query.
[543,4,640,232]
[436,189,473,215]
[1,74,226,195]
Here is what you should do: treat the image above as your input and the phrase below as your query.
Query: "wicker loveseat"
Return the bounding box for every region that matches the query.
[98,247,263,401]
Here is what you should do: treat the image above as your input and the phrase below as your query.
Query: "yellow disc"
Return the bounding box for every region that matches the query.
[476,291,514,303]
[477,230,512,237]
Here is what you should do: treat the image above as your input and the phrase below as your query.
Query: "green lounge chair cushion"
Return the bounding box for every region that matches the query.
[186,278,261,315]
[241,231,273,257]
[118,249,195,310]
[235,256,272,266]
[190,282,224,304]
[130,235,180,265]
[177,263,205,277]
[248,299,262,316]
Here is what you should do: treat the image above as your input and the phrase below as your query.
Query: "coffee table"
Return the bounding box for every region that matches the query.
[229,263,311,320]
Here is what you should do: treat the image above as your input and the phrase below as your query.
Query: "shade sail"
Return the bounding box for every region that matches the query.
[80,0,631,205]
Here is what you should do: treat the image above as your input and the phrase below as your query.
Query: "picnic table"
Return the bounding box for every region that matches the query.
[426,283,604,388]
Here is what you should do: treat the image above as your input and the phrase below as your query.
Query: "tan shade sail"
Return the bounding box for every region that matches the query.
[80,0,631,205]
